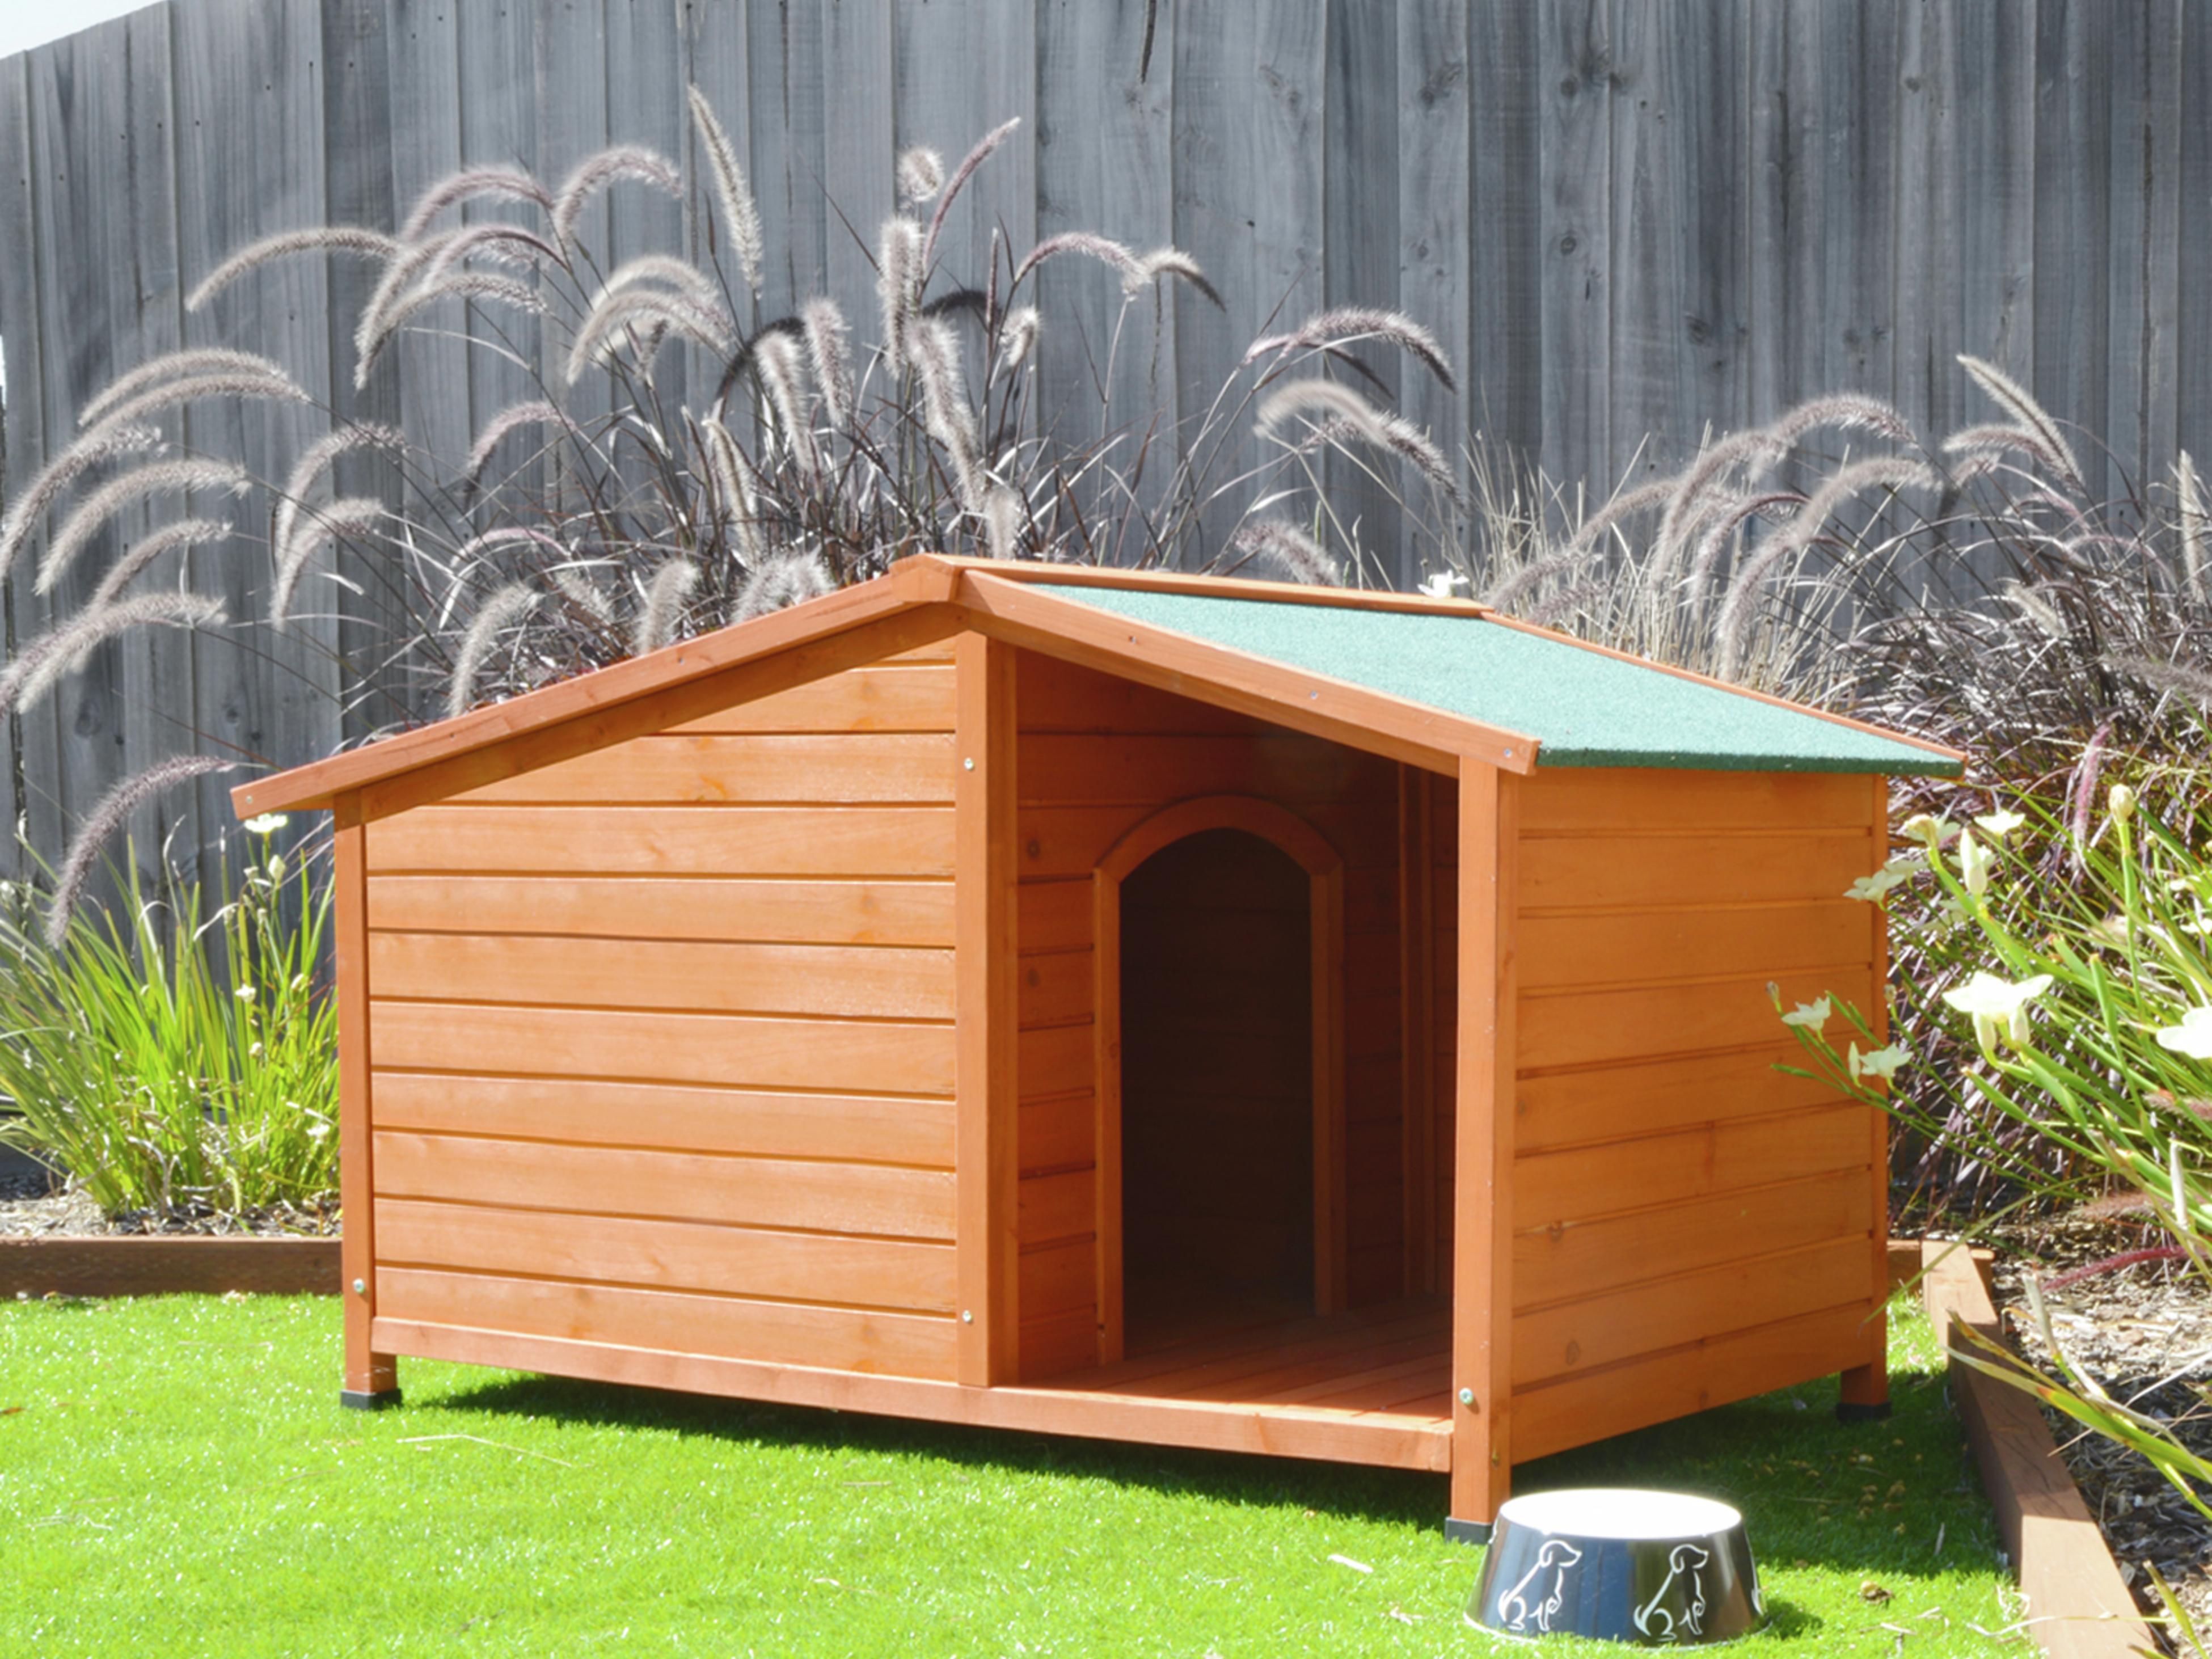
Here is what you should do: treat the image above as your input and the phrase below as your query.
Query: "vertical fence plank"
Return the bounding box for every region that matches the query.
[893,0,1037,288]
[0,49,56,877]
[821,0,895,379]
[2179,0,2212,483]
[171,0,341,890]
[1463,0,1541,478]
[535,0,612,513]
[1324,0,1405,588]
[1033,0,1175,560]
[1170,6,1325,565]
[1893,0,1960,445]
[2104,1,2182,500]
[1607,0,1746,480]
[1536,0,1612,498]
[746,0,828,316]
[2031,0,2112,501]
[606,0,689,420]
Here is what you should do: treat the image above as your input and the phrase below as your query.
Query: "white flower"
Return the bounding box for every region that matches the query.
[1957,828,1995,897]
[243,813,288,836]
[2110,784,2138,825]
[1846,864,1914,904]
[1419,571,1470,599]
[1899,813,1953,849]
[2155,1006,2212,1059]
[1942,970,2054,1052]
[1848,1042,1910,1082]
[1973,809,2025,840]
[234,984,256,1003]
[1780,995,1832,1034]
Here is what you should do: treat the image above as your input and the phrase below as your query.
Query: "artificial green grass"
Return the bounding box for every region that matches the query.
[0,1295,2021,1656]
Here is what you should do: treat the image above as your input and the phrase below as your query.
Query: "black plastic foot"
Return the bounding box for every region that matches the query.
[1835,1399,1892,1424]
[1443,1516,1493,1546]
[340,1388,403,1411]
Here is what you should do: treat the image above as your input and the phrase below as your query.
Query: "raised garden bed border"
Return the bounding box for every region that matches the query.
[0,1234,337,1298]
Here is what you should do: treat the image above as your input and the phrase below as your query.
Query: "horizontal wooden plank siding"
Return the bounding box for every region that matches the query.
[366,875,957,946]
[376,1267,958,1379]
[364,655,963,1382]
[1495,765,1888,1448]
[377,1200,957,1312]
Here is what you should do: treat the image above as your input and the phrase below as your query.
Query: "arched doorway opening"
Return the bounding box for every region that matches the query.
[1120,828,1314,1349]
[1092,795,1345,1362]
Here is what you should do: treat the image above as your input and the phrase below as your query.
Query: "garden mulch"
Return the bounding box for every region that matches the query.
[1989,1213,2212,1646]
[0,1168,336,1239]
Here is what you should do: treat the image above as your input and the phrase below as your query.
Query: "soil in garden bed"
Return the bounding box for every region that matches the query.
[0,1168,337,1239]
[1986,1211,2212,1644]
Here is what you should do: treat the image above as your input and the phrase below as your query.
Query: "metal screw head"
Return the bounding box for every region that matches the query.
[352,1278,367,1296]
[961,1309,974,1323]
[1458,1387,1475,1406]
[963,757,976,771]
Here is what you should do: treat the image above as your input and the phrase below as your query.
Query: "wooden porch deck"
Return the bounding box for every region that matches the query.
[1020,1294,1454,1470]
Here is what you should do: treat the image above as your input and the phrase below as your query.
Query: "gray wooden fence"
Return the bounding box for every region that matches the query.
[0,0,2206,884]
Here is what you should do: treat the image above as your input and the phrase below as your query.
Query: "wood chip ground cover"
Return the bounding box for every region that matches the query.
[0,1294,2021,1655]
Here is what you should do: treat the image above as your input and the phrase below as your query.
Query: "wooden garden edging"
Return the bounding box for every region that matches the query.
[0,1235,339,1298]
[1914,1239,2159,1659]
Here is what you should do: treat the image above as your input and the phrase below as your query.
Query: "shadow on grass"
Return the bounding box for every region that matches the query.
[426,1354,1994,1591]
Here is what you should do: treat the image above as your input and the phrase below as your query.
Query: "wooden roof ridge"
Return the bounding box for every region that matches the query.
[230,554,1956,817]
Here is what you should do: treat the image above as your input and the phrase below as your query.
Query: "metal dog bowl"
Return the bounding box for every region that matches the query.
[1467,1489,1763,1645]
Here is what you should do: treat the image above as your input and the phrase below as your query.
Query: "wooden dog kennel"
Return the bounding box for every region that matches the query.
[234,555,1962,1536]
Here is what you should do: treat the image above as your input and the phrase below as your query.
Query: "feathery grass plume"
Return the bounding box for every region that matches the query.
[748,330,817,482]
[995,306,1041,378]
[1255,379,1460,504]
[2179,452,2209,606]
[0,422,161,579]
[687,85,765,297]
[878,217,924,375]
[1713,455,1937,681]
[1941,421,2079,484]
[733,551,831,622]
[422,221,565,281]
[1226,519,1339,586]
[2069,721,2110,865]
[983,486,1023,561]
[272,423,404,572]
[91,370,314,434]
[801,298,855,428]
[353,234,455,369]
[358,271,548,387]
[1768,391,1915,446]
[1561,477,1674,558]
[1683,491,1805,607]
[36,458,250,596]
[399,164,554,242]
[272,497,387,628]
[1481,550,1591,611]
[923,117,1022,266]
[600,253,727,311]
[897,147,945,206]
[90,518,230,609]
[2002,580,2069,639]
[45,755,236,948]
[1527,580,1607,628]
[78,349,293,429]
[185,227,399,314]
[2105,653,2212,706]
[1125,247,1222,308]
[634,558,700,655]
[910,318,985,510]
[0,593,226,723]
[567,286,736,383]
[1244,306,1456,391]
[549,566,618,627]
[700,416,770,568]
[1012,230,1141,289]
[446,583,542,721]
[551,144,681,246]
[1958,354,2086,495]
[466,400,577,482]
[1648,428,1788,593]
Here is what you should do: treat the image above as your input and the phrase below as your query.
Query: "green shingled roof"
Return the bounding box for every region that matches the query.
[1030,583,1959,775]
